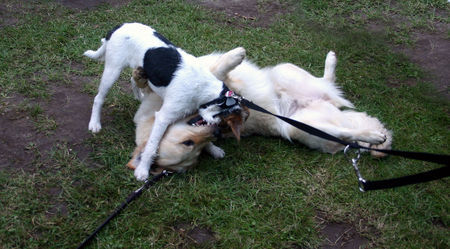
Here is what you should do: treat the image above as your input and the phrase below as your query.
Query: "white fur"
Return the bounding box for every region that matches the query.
[199,50,392,155]
[84,23,245,180]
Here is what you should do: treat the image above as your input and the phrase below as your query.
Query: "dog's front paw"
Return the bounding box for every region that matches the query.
[134,165,149,181]
[88,120,102,133]
[206,143,225,159]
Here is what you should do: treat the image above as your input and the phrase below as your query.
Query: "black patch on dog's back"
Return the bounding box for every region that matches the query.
[143,47,181,87]
[153,31,175,46]
[105,24,123,40]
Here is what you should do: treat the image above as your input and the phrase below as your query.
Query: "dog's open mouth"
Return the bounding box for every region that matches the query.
[187,115,215,127]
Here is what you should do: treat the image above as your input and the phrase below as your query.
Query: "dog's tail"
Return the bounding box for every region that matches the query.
[83,38,107,61]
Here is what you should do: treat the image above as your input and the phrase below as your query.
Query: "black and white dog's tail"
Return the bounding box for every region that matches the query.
[83,38,107,61]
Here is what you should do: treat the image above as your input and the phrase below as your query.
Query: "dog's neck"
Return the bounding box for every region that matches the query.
[199,83,229,109]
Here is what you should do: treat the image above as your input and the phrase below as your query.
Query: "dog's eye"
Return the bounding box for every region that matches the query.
[181,139,195,146]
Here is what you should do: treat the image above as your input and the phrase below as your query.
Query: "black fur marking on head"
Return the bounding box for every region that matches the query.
[105,24,123,41]
[143,47,181,87]
[153,31,175,46]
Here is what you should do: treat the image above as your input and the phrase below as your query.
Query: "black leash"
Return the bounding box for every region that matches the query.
[75,97,447,247]
[240,98,450,191]
[77,170,172,249]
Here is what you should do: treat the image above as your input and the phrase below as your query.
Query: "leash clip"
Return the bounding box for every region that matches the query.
[225,91,243,106]
[344,145,366,192]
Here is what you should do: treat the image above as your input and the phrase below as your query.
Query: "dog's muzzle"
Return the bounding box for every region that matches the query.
[192,87,243,126]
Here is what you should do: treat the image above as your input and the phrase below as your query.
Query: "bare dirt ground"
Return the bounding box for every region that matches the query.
[0,0,448,248]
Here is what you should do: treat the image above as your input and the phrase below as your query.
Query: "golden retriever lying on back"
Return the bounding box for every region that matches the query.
[127,50,392,173]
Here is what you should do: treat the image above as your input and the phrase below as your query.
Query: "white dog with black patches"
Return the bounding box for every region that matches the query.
[84,22,245,181]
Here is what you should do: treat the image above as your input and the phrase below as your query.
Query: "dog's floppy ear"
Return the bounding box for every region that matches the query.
[132,67,149,88]
[210,47,246,81]
[224,113,243,141]
[126,159,137,170]
[226,118,242,141]
[224,105,250,141]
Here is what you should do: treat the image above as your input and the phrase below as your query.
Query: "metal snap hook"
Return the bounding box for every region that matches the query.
[344,144,366,192]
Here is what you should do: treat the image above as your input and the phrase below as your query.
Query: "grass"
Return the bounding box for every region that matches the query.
[0,0,449,248]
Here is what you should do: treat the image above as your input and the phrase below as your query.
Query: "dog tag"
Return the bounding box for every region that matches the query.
[225,97,236,107]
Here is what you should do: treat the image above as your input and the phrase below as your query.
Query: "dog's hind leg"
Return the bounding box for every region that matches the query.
[89,64,122,133]
[286,121,386,154]
[284,104,387,153]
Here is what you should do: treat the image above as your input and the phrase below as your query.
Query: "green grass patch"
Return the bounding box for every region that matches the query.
[0,0,448,248]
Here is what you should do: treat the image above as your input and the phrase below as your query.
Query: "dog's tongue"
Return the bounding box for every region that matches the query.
[195,119,207,126]
[188,115,211,126]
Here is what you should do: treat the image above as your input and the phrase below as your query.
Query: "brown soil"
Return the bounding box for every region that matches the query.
[314,211,372,249]
[0,71,94,171]
[56,0,130,10]
[394,32,450,98]
[319,222,369,249]
[188,0,290,28]
[173,222,216,246]
[366,15,450,99]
